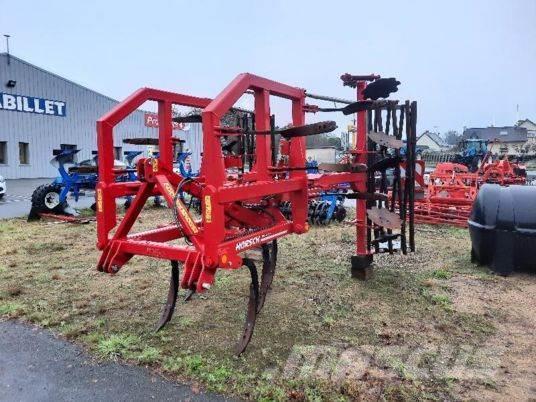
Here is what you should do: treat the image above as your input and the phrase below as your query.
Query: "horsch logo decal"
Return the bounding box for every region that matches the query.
[235,236,262,251]
[235,230,288,251]
[0,93,66,116]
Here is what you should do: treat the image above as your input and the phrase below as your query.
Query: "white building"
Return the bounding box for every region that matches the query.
[416,131,450,152]
[306,146,337,163]
[517,119,536,144]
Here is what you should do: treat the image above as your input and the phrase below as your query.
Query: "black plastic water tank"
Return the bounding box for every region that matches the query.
[469,184,536,275]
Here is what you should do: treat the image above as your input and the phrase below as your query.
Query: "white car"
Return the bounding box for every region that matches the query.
[0,175,5,199]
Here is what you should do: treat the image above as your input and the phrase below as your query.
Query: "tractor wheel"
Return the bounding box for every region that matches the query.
[30,183,68,215]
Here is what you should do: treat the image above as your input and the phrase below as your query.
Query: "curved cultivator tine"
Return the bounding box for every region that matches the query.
[235,258,259,356]
[155,260,180,332]
[257,240,278,313]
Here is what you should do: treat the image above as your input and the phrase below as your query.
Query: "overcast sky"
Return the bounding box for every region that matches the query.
[1,0,535,135]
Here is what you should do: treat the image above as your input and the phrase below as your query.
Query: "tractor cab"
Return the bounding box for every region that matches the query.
[453,138,489,172]
[461,138,488,156]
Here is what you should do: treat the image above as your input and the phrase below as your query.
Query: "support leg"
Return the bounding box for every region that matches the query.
[350,255,373,280]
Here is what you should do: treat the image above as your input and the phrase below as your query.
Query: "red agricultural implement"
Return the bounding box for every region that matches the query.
[414,155,528,227]
[95,73,418,354]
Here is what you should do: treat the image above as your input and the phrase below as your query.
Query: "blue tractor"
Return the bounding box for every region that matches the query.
[453,138,488,172]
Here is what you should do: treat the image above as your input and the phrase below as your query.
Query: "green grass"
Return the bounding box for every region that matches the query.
[457,313,496,337]
[0,302,24,315]
[431,269,453,280]
[136,346,162,364]
[0,212,510,401]
[431,294,452,309]
[97,333,140,359]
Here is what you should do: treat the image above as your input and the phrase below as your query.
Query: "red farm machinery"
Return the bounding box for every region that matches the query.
[414,142,529,227]
[95,73,418,354]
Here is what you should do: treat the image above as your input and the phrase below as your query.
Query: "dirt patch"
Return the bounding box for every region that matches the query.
[450,275,536,401]
[0,211,535,400]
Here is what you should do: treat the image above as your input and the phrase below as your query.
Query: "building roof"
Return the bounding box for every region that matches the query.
[0,52,121,104]
[516,119,536,129]
[417,131,449,147]
[463,126,528,143]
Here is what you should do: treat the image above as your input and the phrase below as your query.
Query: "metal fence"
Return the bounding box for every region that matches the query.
[421,151,456,164]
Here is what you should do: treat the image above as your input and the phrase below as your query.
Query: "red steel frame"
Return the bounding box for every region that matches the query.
[96,74,366,292]
[354,81,369,260]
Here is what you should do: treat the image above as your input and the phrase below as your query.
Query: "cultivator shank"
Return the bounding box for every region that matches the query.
[95,73,418,354]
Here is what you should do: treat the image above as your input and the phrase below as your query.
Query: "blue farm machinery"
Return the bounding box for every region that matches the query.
[28,145,160,220]
[28,149,99,219]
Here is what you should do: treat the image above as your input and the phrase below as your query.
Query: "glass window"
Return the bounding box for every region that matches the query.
[0,142,6,164]
[19,142,29,165]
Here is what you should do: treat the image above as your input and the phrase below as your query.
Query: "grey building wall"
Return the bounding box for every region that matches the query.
[0,53,202,179]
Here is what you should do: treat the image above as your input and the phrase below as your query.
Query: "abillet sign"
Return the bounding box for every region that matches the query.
[0,93,67,117]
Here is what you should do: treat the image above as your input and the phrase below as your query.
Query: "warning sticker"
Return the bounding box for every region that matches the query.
[96,189,103,212]
[204,195,212,223]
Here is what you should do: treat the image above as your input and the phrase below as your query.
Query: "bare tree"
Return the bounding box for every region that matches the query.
[443,130,462,145]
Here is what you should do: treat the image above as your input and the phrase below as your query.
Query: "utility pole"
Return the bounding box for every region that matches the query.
[4,34,10,65]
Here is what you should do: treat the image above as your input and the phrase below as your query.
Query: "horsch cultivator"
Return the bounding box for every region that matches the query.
[95,73,417,354]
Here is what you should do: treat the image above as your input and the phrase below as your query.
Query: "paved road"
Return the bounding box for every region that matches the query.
[0,179,97,219]
[0,320,233,402]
